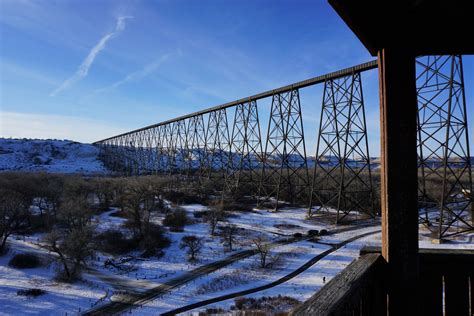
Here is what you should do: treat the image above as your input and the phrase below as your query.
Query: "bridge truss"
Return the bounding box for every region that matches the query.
[96,57,472,236]
[416,55,473,239]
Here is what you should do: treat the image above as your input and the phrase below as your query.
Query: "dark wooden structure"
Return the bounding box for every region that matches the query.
[294,1,474,315]
[292,248,474,315]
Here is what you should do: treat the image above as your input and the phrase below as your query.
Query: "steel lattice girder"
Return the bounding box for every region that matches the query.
[171,120,187,174]
[224,100,263,196]
[258,89,310,210]
[94,58,472,241]
[94,60,378,179]
[157,125,170,173]
[416,55,473,239]
[185,115,207,177]
[95,61,378,144]
[309,72,374,222]
[136,130,147,174]
[206,109,231,179]
[162,123,175,174]
[149,127,160,174]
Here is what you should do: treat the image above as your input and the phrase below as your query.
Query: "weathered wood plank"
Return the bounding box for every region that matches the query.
[445,274,470,316]
[419,271,443,316]
[419,250,474,276]
[378,47,419,315]
[291,253,384,316]
[470,276,473,316]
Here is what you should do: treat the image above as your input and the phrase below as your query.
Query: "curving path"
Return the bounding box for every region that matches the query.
[161,229,381,315]
[82,223,380,315]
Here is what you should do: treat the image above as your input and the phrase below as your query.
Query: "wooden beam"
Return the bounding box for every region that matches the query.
[378,47,419,314]
[291,253,384,315]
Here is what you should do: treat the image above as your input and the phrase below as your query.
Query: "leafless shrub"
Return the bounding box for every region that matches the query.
[0,189,29,253]
[252,235,271,269]
[233,295,300,314]
[17,288,46,297]
[96,229,139,255]
[42,227,95,281]
[57,197,93,232]
[163,207,189,231]
[180,235,204,262]
[220,223,238,251]
[204,202,225,236]
[8,253,42,269]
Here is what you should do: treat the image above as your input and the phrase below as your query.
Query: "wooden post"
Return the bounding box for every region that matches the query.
[378,47,419,314]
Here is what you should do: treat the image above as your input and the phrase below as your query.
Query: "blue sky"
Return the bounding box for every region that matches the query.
[0,0,473,155]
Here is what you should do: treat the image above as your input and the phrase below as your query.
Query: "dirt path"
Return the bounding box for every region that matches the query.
[82,223,380,315]
[162,229,381,315]
[82,238,295,315]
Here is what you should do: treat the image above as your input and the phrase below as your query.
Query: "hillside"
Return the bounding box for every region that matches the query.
[0,138,109,174]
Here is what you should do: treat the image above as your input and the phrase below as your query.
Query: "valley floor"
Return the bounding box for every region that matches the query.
[0,203,473,316]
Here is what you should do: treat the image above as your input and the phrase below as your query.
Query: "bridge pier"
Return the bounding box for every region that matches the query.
[258,89,309,211]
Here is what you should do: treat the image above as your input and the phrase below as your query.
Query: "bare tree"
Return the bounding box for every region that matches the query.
[180,235,204,262]
[112,178,128,213]
[34,173,63,220]
[0,189,28,253]
[204,200,225,236]
[43,227,94,280]
[62,227,94,275]
[122,177,166,240]
[57,197,93,232]
[220,224,238,251]
[163,207,188,231]
[93,178,115,211]
[252,235,271,268]
[43,230,71,278]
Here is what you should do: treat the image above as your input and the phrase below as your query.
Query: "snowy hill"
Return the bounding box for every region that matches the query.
[0,138,109,174]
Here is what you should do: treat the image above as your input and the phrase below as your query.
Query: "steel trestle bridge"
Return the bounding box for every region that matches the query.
[95,56,472,240]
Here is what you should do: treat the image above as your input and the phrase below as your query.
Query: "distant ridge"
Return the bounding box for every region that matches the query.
[0,138,109,174]
[2,138,472,174]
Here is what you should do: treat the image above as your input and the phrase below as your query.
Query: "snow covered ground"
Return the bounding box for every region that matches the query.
[134,239,334,315]
[1,202,473,316]
[0,138,108,174]
[186,230,382,315]
[0,238,108,316]
[0,203,363,315]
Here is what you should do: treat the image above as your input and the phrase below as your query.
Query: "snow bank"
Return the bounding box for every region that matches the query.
[0,138,109,174]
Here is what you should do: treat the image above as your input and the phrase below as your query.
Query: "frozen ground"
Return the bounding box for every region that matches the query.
[187,230,382,315]
[1,203,473,316]
[0,238,108,316]
[0,138,108,174]
[132,225,381,315]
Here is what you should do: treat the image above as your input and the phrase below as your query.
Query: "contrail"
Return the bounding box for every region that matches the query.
[50,16,132,96]
[95,53,173,93]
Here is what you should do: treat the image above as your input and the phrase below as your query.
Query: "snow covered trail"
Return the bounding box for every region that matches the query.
[161,229,381,315]
[82,235,306,315]
[82,222,381,316]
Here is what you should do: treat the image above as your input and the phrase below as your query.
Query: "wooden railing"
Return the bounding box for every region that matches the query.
[291,252,386,315]
[418,248,474,315]
[292,248,474,316]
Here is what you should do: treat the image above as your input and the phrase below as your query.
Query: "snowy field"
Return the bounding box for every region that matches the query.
[0,138,108,174]
[185,230,382,315]
[0,238,108,316]
[1,202,473,316]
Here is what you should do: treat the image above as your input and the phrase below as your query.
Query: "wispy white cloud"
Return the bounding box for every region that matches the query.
[50,16,133,96]
[95,53,173,93]
[0,111,127,143]
[0,59,60,87]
